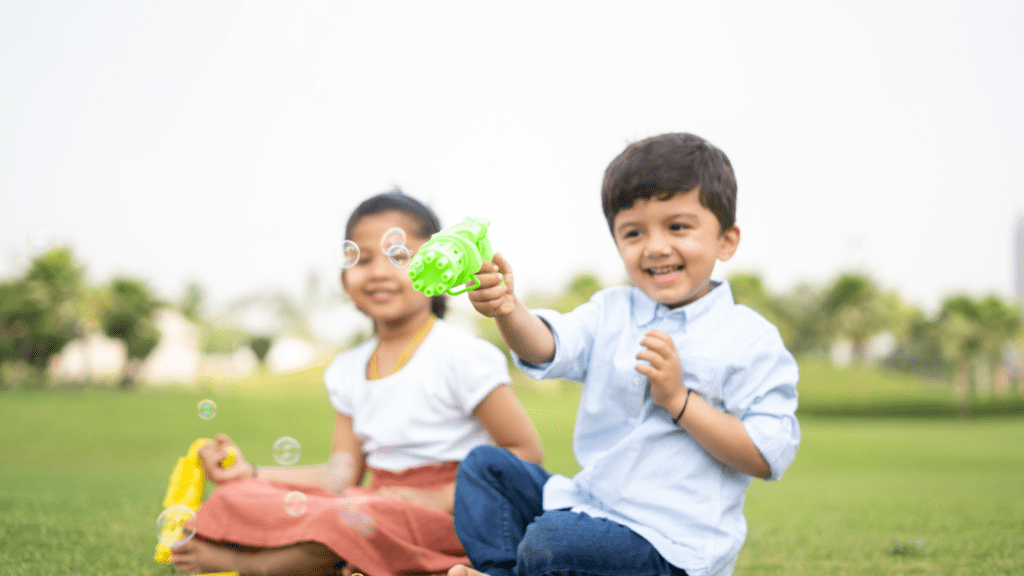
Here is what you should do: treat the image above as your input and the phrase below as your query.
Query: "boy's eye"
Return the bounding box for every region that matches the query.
[622,229,640,239]
[669,222,691,231]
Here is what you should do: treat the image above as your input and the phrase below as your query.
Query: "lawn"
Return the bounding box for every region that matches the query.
[0,360,1022,575]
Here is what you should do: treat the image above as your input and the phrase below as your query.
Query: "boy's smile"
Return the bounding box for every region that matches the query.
[613,189,740,308]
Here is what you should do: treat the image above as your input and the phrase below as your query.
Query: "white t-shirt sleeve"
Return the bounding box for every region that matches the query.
[448,333,511,413]
[323,341,372,416]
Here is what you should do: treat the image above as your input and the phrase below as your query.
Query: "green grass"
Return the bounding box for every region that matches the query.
[1,361,1022,575]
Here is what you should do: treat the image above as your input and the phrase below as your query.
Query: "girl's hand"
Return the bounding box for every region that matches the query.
[468,253,517,318]
[636,330,688,411]
[197,434,253,483]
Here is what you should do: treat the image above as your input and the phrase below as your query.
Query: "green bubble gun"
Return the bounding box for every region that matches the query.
[408,216,494,296]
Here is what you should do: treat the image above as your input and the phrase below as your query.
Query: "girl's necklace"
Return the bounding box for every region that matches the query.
[368,315,436,380]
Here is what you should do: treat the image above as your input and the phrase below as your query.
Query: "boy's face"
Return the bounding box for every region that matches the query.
[612,189,740,309]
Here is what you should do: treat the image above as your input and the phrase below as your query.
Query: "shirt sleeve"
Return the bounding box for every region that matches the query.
[513,293,605,383]
[323,353,354,416]
[730,328,801,481]
[451,335,512,413]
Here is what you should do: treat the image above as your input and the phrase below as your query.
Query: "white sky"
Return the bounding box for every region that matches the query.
[3,1,1023,330]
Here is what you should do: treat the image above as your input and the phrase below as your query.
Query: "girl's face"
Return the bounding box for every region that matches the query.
[341,211,432,324]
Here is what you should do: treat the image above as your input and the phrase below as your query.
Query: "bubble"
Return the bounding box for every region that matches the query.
[26,223,55,253]
[197,399,216,420]
[284,491,307,517]
[326,452,356,492]
[156,505,197,547]
[633,375,645,386]
[386,244,411,268]
[273,436,301,466]
[380,227,406,251]
[339,496,375,536]
[255,220,279,243]
[335,240,360,269]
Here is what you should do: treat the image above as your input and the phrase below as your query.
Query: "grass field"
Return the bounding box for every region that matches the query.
[1,359,1022,575]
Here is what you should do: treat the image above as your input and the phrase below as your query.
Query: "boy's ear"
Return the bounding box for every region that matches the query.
[716,225,741,262]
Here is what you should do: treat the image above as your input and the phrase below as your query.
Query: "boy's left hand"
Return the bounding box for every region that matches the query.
[636,330,687,411]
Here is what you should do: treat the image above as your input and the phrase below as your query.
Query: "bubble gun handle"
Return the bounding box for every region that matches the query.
[408,216,495,296]
[154,438,238,576]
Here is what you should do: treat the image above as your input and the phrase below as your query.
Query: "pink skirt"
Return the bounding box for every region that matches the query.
[194,461,468,576]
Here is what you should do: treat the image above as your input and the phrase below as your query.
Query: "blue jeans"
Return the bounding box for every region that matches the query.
[453,446,687,576]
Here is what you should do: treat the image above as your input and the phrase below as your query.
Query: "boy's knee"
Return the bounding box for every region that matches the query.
[517,516,561,575]
[459,445,516,478]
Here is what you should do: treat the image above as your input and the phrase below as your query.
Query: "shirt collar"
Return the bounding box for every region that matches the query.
[630,280,734,328]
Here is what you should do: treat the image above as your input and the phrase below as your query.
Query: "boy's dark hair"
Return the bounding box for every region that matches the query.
[345,188,446,319]
[601,133,737,234]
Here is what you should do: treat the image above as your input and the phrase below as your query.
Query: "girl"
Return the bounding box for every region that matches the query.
[170,191,543,576]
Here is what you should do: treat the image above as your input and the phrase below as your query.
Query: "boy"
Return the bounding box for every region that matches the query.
[450,133,800,576]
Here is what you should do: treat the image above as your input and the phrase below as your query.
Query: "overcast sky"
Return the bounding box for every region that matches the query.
[3,1,1023,334]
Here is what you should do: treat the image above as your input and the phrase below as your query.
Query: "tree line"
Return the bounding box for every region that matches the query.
[3,248,1022,398]
[488,271,1024,399]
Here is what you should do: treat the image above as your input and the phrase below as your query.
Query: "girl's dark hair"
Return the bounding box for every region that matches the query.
[601,133,737,234]
[344,188,447,319]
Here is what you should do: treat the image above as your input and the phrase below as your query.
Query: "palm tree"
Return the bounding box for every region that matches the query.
[934,296,984,414]
[822,273,902,364]
[974,296,1023,397]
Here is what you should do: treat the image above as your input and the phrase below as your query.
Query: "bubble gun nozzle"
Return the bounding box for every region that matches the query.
[408,216,494,297]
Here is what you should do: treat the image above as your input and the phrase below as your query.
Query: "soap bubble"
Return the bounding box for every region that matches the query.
[380,227,406,251]
[386,244,411,268]
[284,491,307,517]
[197,399,216,420]
[335,240,360,269]
[340,496,375,536]
[273,436,301,466]
[326,452,356,492]
[156,505,197,547]
[26,223,55,253]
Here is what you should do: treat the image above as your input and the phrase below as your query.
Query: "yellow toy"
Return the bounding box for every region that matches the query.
[154,438,238,576]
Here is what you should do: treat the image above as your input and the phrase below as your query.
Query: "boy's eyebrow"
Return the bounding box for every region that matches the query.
[614,219,640,236]
[615,211,701,234]
[669,211,700,221]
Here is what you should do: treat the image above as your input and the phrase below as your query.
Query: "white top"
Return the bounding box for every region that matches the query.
[324,318,509,471]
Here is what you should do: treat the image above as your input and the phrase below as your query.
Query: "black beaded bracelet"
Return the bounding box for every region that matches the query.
[673,389,693,424]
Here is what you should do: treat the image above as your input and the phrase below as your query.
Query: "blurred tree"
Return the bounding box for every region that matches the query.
[101,278,162,389]
[975,296,1023,397]
[821,273,903,364]
[179,282,205,323]
[729,273,798,349]
[0,248,83,388]
[774,283,829,356]
[934,296,985,414]
[249,335,273,367]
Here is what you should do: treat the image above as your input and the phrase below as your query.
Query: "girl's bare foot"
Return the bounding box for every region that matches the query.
[172,538,341,576]
[170,537,241,574]
[448,564,487,576]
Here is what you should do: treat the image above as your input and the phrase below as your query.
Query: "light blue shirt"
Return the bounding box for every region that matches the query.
[515,281,800,576]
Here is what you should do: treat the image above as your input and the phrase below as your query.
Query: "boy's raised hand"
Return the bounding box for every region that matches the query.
[636,330,688,411]
[468,252,517,317]
[198,433,252,483]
